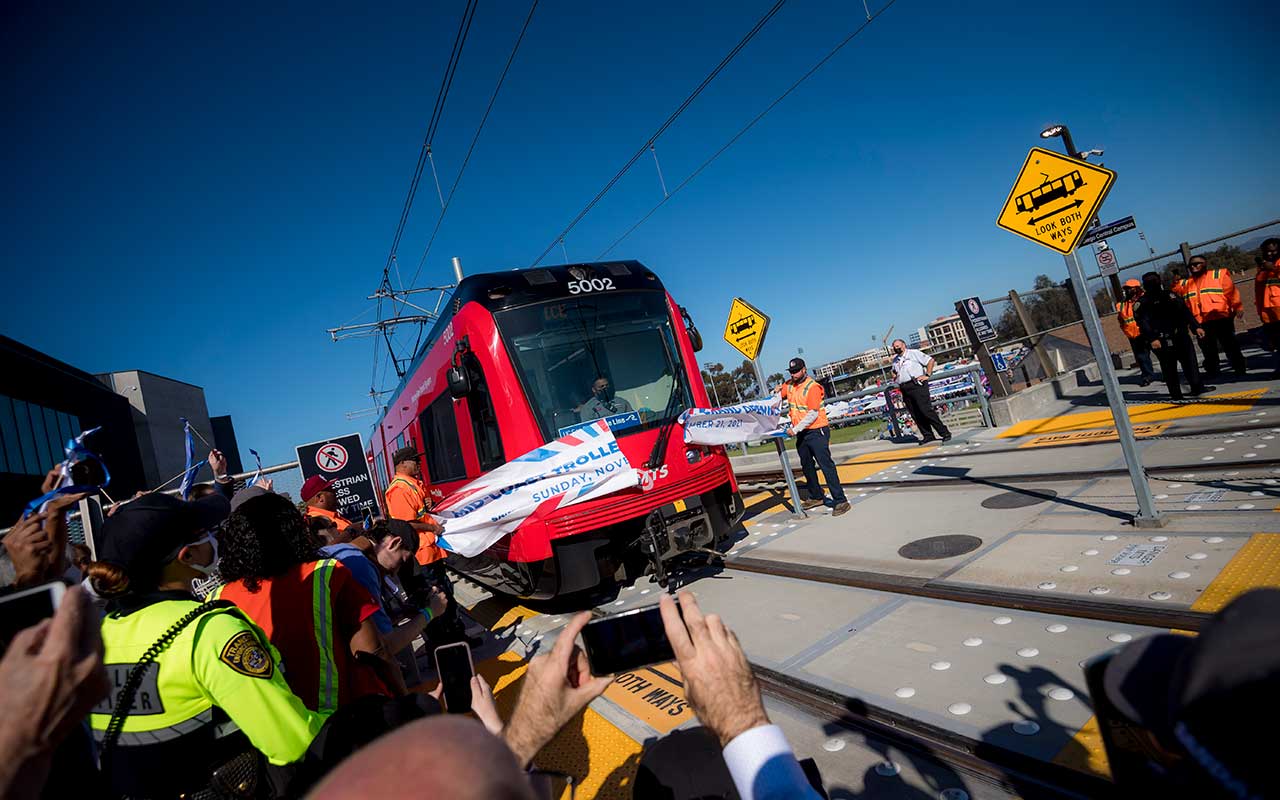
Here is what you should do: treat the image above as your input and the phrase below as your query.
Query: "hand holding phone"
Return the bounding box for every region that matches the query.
[0,582,65,655]
[580,604,675,675]
[434,642,474,714]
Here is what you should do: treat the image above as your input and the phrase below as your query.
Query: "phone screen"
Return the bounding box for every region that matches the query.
[435,643,473,713]
[580,604,674,675]
[0,583,63,655]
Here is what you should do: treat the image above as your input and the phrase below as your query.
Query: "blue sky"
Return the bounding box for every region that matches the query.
[4,0,1277,465]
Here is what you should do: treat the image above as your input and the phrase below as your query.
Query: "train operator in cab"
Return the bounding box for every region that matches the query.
[577,376,633,422]
[384,447,475,650]
[301,475,356,537]
[777,358,850,517]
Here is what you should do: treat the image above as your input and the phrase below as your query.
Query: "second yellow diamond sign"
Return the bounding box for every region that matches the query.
[997,147,1116,255]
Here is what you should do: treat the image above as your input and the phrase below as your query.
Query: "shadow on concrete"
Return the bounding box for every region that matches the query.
[915,465,1132,521]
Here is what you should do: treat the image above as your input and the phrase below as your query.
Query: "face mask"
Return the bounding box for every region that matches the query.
[595,385,614,402]
[187,533,220,576]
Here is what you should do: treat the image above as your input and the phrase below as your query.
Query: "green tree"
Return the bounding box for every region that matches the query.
[766,372,784,389]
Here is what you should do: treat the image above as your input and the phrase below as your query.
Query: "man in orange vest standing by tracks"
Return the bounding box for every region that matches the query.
[385,446,475,649]
[1256,238,1280,378]
[1182,255,1247,378]
[1117,279,1156,387]
[778,358,850,516]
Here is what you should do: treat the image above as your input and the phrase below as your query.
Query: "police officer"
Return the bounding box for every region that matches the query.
[88,492,326,799]
[1117,279,1156,386]
[1136,271,1212,401]
[778,358,850,516]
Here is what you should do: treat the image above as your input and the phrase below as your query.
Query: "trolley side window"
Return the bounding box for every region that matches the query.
[419,394,467,484]
[373,451,387,497]
[464,354,505,471]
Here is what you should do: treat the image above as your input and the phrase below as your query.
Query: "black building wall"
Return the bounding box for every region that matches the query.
[0,336,145,522]
[209,415,243,474]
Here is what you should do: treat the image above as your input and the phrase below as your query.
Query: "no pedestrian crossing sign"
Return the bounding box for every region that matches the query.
[1096,247,1119,276]
[996,147,1116,255]
[959,296,997,342]
[295,433,379,519]
[723,297,770,361]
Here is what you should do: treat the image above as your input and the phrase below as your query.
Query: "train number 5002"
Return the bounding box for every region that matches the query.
[567,277,615,294]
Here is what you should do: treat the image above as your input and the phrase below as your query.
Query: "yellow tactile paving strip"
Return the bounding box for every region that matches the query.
[998,388,1266,438]
[1054,532,1280,782]
[832,444,938,484]
[1020,423,1169,448]
[460,599,643,799]
[1190,533,1280,613]
[1052,716,1111,779]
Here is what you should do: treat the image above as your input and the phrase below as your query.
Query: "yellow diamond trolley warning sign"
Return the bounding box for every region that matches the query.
[723,297,769,361]
[997,147,1116,254]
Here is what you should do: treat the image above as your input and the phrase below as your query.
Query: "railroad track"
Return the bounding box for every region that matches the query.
[736,457,1273,492]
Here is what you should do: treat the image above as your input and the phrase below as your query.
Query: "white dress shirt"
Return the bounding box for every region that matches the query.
[722,724,822,799]
[891,349,932,384]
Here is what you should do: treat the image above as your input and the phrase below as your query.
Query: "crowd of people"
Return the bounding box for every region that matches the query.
[0,441,832,799]
[1115,238,1280,399]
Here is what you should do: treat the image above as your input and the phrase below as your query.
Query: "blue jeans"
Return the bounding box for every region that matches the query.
[796,427,846,504]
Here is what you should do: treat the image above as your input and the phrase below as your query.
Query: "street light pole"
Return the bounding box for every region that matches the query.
[1041,123,1122,300]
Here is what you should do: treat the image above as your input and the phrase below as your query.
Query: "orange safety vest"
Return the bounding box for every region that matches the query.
[1257,262,1280,324]
[385,474,445,565]
[305,505,353,532]
[780,377,828,430]
[1115,299,1140,339]
[1183,268,1242,323]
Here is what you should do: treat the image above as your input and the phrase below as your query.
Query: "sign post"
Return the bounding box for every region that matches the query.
[752,356,806,519]
[295,433,381,521]
[955,298,1010,398]
[997,148,1163,528]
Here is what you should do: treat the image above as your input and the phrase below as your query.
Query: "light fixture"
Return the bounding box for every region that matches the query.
[1040,125,1065,139]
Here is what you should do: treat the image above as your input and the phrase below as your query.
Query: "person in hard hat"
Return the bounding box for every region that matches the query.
[777,358,850,516]
[1136,272,1212,400]
[385,447,476,649]
[1181,255,1247,377]
[1117,279,1156,387]
[1255,238,1280,378]
[301,474,356,535]
[86,492,327,799]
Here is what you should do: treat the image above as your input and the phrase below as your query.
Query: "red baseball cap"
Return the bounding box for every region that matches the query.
[300,475,335,502]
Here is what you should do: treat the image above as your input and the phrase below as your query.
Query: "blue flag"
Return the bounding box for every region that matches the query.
[23,426,111,518]
[178,418,204,500]
[245,448,263,488]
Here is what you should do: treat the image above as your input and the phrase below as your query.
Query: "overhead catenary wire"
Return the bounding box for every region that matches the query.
[597,0,900,259]
[409,0,540,288]
[528,0,788,268]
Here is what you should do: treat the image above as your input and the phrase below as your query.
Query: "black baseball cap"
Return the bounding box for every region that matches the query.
[99,492,230,582]
[392,447,420,466]
[788,357,806,373]
[1102,588,1280,797]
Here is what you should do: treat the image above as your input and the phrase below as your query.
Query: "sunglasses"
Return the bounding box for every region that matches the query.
[1190,261,1207,267]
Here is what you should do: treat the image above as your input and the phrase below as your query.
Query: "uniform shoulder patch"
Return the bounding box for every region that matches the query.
[219,630,274,679]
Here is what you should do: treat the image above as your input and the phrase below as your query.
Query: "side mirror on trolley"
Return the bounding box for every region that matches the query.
[680,306,704,352]
[447,365,471,399]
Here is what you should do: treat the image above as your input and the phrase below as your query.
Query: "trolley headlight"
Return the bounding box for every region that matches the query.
[685,448,702,464]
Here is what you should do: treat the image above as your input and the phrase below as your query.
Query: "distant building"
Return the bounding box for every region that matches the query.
[812,362,841,380]
[0,336,147,521]
[209,415,244,474]
[97,371,229,489]
[908,327,927,347]
[925,314,971,353]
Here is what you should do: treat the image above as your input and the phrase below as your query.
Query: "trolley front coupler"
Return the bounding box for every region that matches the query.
[638,511,670,588]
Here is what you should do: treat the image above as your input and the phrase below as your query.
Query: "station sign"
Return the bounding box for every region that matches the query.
[996,147,1117,254]
[295,432,379,519]
[959,296,997,342]
[1080,215,1136,248]
[723,297,770,360]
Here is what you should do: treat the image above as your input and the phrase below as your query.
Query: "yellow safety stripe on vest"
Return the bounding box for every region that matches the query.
[311,559,339,715]
[1199,288,1225,295]
[389,477,427,518]
[91,710,215,745]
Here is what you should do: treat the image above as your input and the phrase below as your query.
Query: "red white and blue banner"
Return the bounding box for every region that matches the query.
[433,420,640,557]
[678,397,786,445]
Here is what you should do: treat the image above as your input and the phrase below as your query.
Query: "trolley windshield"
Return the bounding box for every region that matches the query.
[497,291,693,441]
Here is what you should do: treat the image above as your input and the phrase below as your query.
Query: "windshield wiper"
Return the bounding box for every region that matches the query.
[644,366,684,469]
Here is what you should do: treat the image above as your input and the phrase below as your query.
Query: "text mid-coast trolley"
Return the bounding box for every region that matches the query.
[367,261,742,599]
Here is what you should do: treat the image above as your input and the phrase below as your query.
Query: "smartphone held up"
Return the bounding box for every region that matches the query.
[580,603,676,676]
